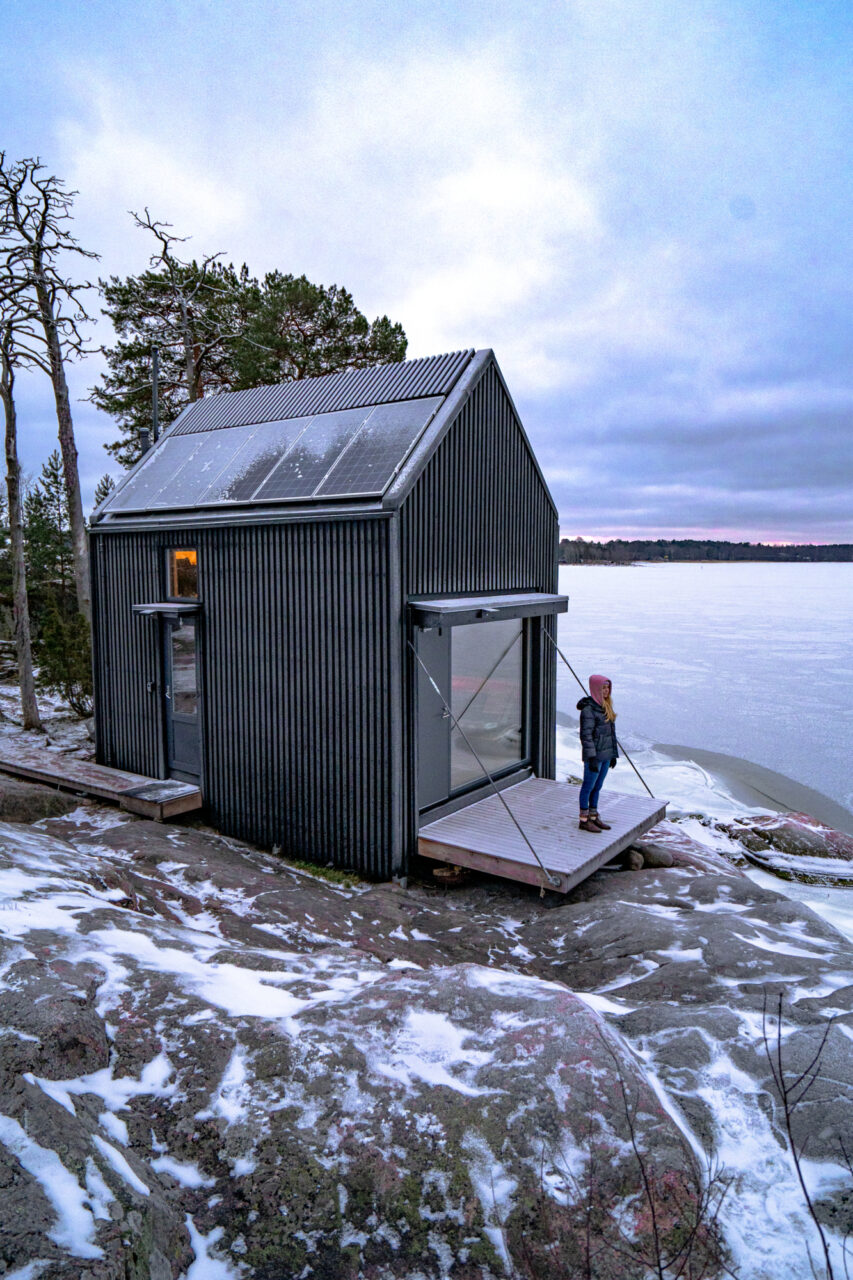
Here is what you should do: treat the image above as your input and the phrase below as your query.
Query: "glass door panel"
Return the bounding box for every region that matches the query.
[449,619,524,791]
[165,618,201,778]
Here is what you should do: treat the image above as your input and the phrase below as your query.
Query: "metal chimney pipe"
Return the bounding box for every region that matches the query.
[152,345,160,442]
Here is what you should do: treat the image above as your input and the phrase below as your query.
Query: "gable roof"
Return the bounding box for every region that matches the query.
[170,349,474,433]
[92,348,554,525]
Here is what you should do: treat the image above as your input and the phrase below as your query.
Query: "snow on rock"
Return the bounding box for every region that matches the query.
[0,814,724,1278]
[0,801,852,1277]
[633,817,747,875]
[718,811,853,883]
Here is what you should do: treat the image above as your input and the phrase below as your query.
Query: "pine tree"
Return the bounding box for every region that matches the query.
[25,450,72,603]
[92,257,251,466]
[92,212,407,468]
[92,474,116,511]
[1,306,42,729]
[22,449,93,717]
[232,271,407,387]
[35,601,92,717]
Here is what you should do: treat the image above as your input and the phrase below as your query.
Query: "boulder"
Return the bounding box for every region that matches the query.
[0,777,80,823]
[718,812,853,882]
[637,843,674,868]
[634,819,745,875]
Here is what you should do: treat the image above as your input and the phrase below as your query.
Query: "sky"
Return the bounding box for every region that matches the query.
[3,0,853,542]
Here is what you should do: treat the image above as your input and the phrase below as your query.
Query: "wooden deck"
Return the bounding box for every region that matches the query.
[419,777,666,893]
[0,740,202,821]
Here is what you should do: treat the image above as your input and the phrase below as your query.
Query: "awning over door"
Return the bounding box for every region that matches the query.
[409,592,567,629]
[132,602,201,622]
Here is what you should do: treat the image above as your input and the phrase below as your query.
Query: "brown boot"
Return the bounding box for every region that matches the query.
[590,810,611,830]
[579,810,603,833]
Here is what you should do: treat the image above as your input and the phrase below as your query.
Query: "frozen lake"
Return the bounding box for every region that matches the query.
[556,561,853,819]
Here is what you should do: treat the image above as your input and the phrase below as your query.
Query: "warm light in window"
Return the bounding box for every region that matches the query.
[168,549,198,599]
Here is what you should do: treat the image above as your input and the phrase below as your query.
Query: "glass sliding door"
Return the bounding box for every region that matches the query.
[416,616,528,811]
[450,619,524,791]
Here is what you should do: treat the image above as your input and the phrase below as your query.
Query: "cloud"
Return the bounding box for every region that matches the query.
[26,6,853,535]
[56,72,247,276]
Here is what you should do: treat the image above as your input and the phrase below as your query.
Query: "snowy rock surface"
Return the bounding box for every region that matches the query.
[718,812,853,883]
[0,806,851,1278]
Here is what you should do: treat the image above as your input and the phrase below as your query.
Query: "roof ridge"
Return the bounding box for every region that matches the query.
[170,349,476,435]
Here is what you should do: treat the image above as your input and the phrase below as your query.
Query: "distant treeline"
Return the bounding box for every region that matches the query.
[559,538,853,564]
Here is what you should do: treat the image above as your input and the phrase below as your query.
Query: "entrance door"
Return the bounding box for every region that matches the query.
[163,617,202,780]
[416,617,526,811]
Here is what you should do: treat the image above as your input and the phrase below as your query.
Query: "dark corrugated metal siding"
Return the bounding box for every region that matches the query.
[399,360,559,856]
[91,519,397,877]
[172,350,474,434]
[91,533,164,776]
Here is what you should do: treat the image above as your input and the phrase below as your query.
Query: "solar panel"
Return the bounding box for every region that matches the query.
[316,396,442,497]
[149,424,258,508]
[252,406,370,502]
[102,392,445,514]
[196,416,314,504]
[107,435,207,512]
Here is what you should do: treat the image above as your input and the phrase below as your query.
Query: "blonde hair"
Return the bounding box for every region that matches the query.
[602,691,616,723]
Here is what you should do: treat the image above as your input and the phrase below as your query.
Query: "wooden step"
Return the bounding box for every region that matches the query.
[419,777,666,893]
[0,740,202,820]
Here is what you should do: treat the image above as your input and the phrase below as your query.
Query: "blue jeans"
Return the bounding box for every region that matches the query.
[579,759,610,811]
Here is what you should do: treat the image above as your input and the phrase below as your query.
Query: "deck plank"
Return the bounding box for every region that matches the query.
[0,740,201,820]
[419,777,666,892]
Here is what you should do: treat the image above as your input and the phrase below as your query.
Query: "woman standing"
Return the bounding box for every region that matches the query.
[577,674,618,832]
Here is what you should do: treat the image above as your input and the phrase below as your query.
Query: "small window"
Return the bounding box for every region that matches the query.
[167,548,199,599]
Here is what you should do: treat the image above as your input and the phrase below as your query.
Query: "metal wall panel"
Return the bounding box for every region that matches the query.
[91,518,397,877]
[171,350,474,434]
[90,532,164,776]
[398,359,559,858]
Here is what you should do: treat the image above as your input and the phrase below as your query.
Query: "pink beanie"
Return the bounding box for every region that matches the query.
[589,674,611,705]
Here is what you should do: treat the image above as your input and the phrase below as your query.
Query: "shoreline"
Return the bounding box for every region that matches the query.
[652,740,853,836]
[555,708,853,834]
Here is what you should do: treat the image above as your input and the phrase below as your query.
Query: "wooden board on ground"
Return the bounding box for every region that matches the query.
[418,777,666,893]
[0,740,201,820]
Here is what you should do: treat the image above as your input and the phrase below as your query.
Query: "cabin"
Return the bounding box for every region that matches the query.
[89,349,569,873]
[90,349,665,887]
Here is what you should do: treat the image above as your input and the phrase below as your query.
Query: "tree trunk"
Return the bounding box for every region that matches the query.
[33,274,91,626]
[1,347,43,732]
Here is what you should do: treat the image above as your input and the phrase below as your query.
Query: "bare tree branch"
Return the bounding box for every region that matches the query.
[0,153,99,623]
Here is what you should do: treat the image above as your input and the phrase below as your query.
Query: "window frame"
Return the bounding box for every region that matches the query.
[165,547,200,602]
[447,616,532,800]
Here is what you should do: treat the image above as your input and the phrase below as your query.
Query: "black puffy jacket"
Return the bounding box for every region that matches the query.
[577,696,619,763]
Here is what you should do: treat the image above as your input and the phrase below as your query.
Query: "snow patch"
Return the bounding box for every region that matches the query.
[151,1155,216,1188]
[372,1009,493,1097]
[0,1112,103,1259]
[462,1132,517,1272]
[182,1215,244,1278]
[574,990,637,1016]
[92,1135,150,1196]
[3,1262,54,1280]
[84,1156,115,1219]
[197,1047,251,1125]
